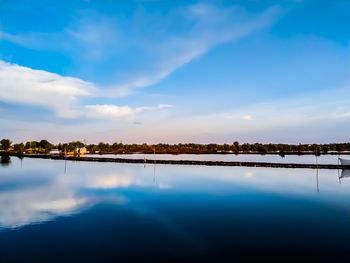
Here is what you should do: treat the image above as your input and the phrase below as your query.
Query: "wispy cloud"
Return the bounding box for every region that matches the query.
[0,4,282,97]
[109,4,282,96]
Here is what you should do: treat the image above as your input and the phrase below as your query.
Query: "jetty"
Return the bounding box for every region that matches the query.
[2,153,350,170]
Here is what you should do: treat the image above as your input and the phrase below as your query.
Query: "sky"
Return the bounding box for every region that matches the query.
[0,0,349,144]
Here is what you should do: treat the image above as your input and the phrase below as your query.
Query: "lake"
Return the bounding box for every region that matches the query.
[1,156,350,262]
[87,153,348,165]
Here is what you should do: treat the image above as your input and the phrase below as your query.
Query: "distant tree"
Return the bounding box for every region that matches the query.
[25,141,38,149]
[2,139,350,155]
[240,143,248,152]
[231,144,238,153]
[314,145,321,156]
[335,144,344,153]
[207,144,218,151]
[322,145,328,153]
[87,144,99,154]
[256,144,268,154]
[0,139,12,151]
[233,141,240,151]
[223,144,230,151]
[13,143,25,153]
[39,139,52,150]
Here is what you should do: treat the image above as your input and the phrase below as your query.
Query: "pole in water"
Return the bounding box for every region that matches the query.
[153,163,156,184]
[338,154,341,184]
[315,154,319,192]
[316,168,319,192]
[154,145,156,163]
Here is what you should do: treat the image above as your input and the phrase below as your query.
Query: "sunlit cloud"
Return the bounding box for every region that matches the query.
[242,115,253,121]
[33,197,87,212]
[158,104,174,109]
[85,173,147,189]
[244,171,253,178]
[85,105,148,119]
[0,60,173,121]
[85,104,173,119]
[0,60,94,118]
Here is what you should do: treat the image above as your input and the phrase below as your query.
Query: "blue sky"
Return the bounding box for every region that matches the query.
[0,0,349,144]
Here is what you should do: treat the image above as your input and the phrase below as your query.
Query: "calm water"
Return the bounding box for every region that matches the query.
[1,156,350,262]
[88,153,349,164]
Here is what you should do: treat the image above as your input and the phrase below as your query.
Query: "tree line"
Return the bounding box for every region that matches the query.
[1,139,350,155]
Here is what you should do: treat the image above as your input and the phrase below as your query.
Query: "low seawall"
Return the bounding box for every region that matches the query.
[2,153,350,170]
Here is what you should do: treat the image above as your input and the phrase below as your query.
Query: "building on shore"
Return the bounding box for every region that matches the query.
[75,147,87,155]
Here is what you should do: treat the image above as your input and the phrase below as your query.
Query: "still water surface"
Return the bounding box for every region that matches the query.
[1,156,350,262]
[88,153,348,164]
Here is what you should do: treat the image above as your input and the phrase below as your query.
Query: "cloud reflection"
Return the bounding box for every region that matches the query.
[1,157,350,230]
[0,159,155,229]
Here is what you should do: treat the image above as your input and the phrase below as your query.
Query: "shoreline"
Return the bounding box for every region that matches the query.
[87,151,350,155]
[2,152,350,170]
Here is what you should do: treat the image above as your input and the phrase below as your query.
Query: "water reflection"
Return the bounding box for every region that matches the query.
[88,153,350,165]
[316,168,319,192]
[0,159,157,229]
[340,169,350,178]
[0,157,349,230]
[0,155,11,167]
[2,158,350,261]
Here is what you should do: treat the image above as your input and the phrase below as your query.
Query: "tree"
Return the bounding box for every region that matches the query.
[233,141,240,151]
[25,141,38,149]
[13,143,25,153]
[39,139,52,150]
[0,139,12,151]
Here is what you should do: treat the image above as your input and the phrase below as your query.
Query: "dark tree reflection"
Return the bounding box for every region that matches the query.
[1,155,11,166]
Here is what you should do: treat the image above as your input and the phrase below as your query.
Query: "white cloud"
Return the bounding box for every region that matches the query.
[88,175,133,188]
[0,60,173,120]
[85,104,148,119]
[242,115,253,121]
[158,104,174,109]
[85,173,146,189]
[85,103,173,119]
[224,114,252,120]
[33,197,87,212]
[0,60,95,118]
